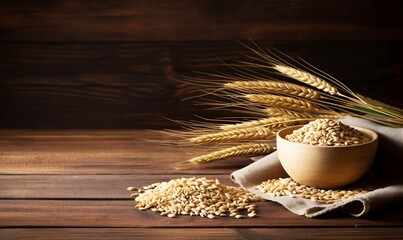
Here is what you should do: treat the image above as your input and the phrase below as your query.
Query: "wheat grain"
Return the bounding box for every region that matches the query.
[285,119,370,146]
[273,65,339,95]
[130,177,261,218]
[248,212,256,217]
[190,126,275,143]
[224,80,322,99]
[244,94,319,111]
[189,143,275,164]
[257,177,369,204]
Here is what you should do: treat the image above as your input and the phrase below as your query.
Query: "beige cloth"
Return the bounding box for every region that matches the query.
[231,116,403,217]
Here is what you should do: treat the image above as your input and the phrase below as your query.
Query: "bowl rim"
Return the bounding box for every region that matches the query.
[277,125,378,148]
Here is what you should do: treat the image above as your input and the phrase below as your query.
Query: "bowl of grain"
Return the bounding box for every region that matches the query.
[276,119,378,189]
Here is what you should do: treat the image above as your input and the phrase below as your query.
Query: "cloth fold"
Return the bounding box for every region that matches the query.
[231,116,403,217]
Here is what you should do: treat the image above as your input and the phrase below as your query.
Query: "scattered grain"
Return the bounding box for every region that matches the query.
[257,177,369,204]
[248,212,257,218]
[129,177,261,219]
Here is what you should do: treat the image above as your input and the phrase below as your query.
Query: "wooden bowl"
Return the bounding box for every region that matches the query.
[276,125,378,189]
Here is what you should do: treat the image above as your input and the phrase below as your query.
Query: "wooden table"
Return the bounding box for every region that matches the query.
[1,130,402,239]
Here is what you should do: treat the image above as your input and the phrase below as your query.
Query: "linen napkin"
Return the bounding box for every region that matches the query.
[231,116,403,217]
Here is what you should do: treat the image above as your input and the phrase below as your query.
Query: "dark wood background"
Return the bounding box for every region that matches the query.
[1,0,402,129]
[1,2,403,239]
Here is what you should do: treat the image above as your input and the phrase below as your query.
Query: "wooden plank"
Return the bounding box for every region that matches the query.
[0,42,402,129]
[1,228,403,240]
[0,42,190,129]
[1,174,402,224]
[0,41,239,128]
[0,130,254,174]
[0,199,402,227]
[1,0,402,41]
[0,175,236,199]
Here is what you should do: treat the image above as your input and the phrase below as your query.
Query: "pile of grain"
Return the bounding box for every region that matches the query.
[257,178,368,204]
[128,177,261,218]
[285,119,370,146]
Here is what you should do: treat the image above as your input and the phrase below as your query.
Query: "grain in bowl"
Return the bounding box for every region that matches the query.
[276,119,378,188]
[285,119,370,146]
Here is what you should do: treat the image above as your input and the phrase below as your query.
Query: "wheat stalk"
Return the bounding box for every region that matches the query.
[161,43,403,166]
[189,143,276,164]
[273,65,339,95]
[189,126,275,143]
[244,94,319,111]
[224,81,322,99]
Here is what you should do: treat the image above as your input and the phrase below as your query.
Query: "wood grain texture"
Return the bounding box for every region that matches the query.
[0,199,402,227]
[0,130,402,238]
[1,42,401,128]
[0,175,236,199]
[1,0,402,41]
[1,228,403,240]
[0,130,254,174]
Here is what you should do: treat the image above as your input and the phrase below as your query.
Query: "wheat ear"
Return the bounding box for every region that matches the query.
[273,65,339,95]
[189,143,276,164]
[219,117,306,131]
[224,81,322,99]
[244,94,319,111]
[189,126,275,143]
[264,108,311,118]
[264,107,342,119]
